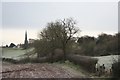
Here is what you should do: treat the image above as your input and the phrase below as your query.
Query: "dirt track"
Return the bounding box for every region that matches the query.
[2,62,88,78]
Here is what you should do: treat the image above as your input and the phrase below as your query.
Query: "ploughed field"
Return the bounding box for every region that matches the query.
[2,62,87,78]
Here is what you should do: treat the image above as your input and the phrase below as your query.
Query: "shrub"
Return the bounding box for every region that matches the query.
[112,61,120,78]
[52,49,64,62]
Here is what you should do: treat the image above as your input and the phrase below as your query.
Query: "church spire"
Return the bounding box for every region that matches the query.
[24,30,28,49]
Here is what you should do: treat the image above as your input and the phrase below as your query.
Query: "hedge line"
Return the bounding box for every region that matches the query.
[66,54,98,72]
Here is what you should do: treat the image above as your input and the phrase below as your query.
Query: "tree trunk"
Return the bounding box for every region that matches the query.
[63,45,66,61]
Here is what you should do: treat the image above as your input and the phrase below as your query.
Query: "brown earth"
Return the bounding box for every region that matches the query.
[2,62,88,78]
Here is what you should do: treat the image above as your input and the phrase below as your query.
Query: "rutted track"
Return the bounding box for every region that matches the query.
[2,62,88,78]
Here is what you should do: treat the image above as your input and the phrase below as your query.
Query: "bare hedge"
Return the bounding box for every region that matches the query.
[2,57,18,63]
[66,54,98,72]
[52,49,64,62]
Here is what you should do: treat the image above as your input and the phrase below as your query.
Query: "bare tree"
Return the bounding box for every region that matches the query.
[35,18,80,60]
[59,18,80,60]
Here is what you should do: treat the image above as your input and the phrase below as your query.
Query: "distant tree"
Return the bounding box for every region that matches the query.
[95,33,118,55]
[96,33,113,44]
[9,43,16,48]
[77,36,95,44]
[6,45,8,48]
[77,33,119,56]
[77,36,96,56]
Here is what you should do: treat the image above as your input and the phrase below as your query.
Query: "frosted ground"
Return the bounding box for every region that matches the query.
[1,48,34,60]
[93,55,119,70]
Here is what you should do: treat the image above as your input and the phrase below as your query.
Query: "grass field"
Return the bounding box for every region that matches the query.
[1,48,33,60]
[93,55,119,70]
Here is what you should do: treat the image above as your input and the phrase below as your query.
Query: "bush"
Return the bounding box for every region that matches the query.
[112,61,120,78]
[17,49,64,63]
[52,49,64,62]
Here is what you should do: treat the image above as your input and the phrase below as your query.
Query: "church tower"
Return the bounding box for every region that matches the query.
[24,30,28,49]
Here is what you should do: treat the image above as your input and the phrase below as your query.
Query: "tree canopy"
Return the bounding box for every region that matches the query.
[34,18,80,59]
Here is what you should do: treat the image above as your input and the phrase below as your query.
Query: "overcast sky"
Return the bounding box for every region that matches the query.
[1,1,118,46]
